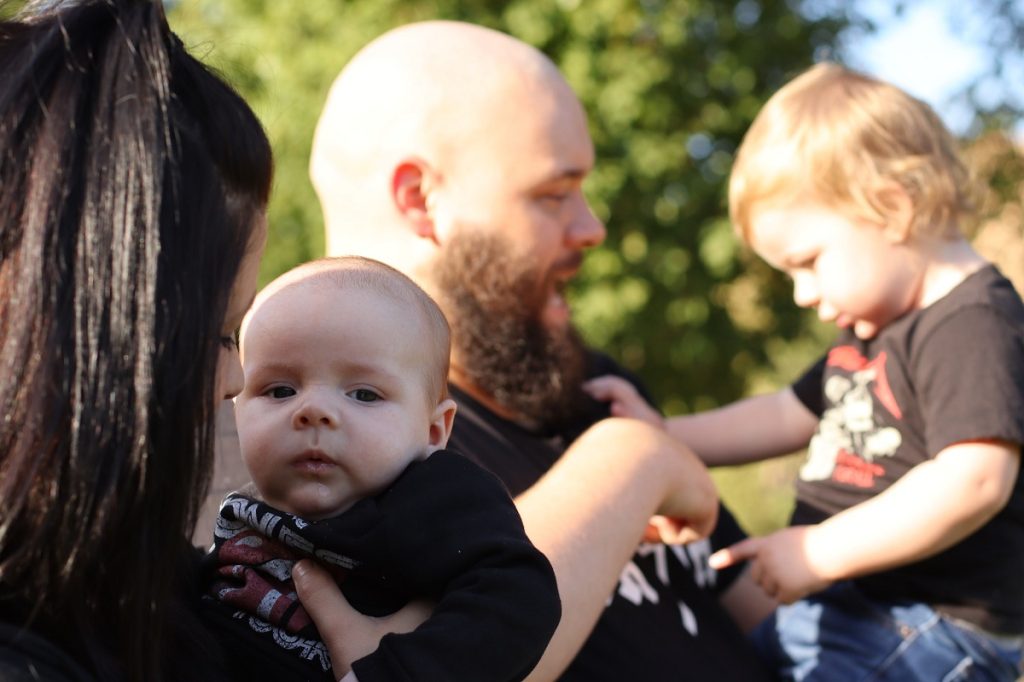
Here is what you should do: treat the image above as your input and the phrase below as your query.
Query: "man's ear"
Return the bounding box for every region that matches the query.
[392,158,440,243]
[875,183,914,244]
[426,398,457,452]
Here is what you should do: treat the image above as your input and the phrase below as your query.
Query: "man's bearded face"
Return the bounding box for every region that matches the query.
[434,229,590,433]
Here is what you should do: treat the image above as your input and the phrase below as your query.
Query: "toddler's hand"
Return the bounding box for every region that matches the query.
[708,525,832,603]
[583,375,665,428]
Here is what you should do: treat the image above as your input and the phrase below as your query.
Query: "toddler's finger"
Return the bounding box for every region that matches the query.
[709,538,760,569]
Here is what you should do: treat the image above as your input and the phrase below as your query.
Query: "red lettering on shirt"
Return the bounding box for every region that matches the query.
[832,450,885,488]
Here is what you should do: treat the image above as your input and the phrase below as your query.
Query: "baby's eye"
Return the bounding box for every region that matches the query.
[348,388,381,403]
[267,386,296,399]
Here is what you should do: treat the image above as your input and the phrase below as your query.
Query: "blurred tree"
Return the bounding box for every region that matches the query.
[966,131,1024,292]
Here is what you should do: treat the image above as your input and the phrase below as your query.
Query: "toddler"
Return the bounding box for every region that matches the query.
[203,256,560,682]
[586,63,1024,681]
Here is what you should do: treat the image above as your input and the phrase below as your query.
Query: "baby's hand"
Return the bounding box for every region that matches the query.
[708,526,832,603]
[583,375,665,428]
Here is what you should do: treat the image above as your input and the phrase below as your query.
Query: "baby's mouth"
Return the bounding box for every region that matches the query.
[292,449,337,472]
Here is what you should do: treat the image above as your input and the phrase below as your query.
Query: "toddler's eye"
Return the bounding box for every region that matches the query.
[268,386,296,399]
[348,388,381,403]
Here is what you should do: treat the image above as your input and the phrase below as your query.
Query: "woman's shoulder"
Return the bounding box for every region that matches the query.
[0,620,96,682]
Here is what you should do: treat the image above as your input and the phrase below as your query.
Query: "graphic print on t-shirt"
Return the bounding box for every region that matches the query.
[799,346,903,488]
[609,540,715,637]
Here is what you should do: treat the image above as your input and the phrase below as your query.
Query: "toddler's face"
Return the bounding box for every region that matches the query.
[749,199,923,340]
[234,284,445,520]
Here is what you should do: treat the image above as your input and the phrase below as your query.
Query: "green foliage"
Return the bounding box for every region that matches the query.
[538,0,843,413]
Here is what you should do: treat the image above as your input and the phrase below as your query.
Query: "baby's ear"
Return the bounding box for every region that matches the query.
[875,183,914,243]
[427,398,457,452]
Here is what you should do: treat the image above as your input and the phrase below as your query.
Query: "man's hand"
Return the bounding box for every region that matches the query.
[292,560,432,677]
[583,376,665,429]
[709,525,833,604]
[642,514,705,545]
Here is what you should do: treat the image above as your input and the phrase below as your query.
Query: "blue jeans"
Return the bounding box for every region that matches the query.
[751,582,1023,681]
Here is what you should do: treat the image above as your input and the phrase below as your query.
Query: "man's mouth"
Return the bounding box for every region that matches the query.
[541,267,578,327]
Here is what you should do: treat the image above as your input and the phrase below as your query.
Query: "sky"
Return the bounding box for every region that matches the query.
[843,0,1023,136]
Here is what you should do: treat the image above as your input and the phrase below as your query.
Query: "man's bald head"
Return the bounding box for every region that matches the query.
[310,21,588,278]
[311,21,603,422]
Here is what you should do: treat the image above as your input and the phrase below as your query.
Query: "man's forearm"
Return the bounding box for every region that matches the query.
[515,418,717,680]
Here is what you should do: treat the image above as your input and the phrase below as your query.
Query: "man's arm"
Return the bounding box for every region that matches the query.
[513,418,719,681]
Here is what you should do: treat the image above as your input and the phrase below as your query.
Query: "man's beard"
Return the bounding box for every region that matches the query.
[434,230,590,434]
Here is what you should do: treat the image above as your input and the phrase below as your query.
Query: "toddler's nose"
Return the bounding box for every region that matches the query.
[791,272,819,309]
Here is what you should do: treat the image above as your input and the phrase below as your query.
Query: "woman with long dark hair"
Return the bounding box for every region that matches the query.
[0,1,273,679]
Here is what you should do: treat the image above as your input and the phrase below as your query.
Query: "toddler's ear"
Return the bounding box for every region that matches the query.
[875,183,914,243]
[427,398,458,452]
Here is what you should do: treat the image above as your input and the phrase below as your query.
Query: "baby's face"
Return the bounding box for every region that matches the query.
[235,284,442,520]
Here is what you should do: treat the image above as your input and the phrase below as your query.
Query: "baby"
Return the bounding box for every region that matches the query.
[202,256,560,682]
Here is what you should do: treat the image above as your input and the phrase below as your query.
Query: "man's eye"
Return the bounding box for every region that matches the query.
[268,386,296,399]
[348,388,381,403]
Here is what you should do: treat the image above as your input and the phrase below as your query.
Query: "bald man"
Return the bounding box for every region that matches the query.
[306,21,775,681]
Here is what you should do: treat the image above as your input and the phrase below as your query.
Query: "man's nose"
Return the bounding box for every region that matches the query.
[565,193,606,250]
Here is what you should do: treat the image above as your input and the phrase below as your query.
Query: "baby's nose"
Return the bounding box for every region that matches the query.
[292,393,337,428]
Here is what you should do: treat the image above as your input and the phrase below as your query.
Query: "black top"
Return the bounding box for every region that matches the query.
[449,351,773,681]
[202,449,560,682]
[1,546,229,682]
[0,621,97,682]
[791,265,1024,634]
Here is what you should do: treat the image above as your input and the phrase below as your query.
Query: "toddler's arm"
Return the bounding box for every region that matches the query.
[584,376,818,466]
[711,440,1021,603]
